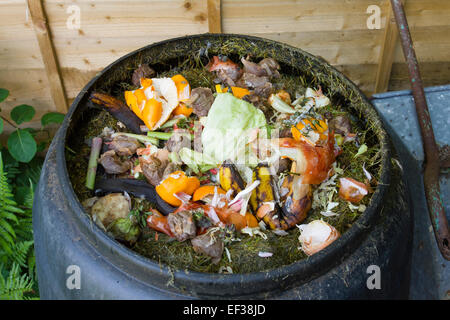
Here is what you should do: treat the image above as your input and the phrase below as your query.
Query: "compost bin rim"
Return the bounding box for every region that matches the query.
[55,33,391,295]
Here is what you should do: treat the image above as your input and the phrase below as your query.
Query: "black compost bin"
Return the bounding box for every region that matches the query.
[33,34,412,299]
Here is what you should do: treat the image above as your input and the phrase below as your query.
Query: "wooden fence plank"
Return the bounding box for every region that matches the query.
[207,0,222,33]
[374,0,399,93]
[0,0,448,125]
[26,0,68,113]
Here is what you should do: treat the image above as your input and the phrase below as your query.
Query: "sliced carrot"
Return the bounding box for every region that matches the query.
[215,84,228,93]
[192,185,226,202]
[231,87,250,99]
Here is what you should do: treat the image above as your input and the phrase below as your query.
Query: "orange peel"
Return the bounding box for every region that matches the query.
[173,102,193,117]
[171,74,190,101]
[142,98,163,130]
[291,118,328,145]
[156,171,200,207]
[192,185,226,202]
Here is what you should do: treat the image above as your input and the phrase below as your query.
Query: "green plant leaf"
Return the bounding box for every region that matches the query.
[22,128,37,137]
[10,105,35,125]
[0,147,18,170]
[41,112,65,126]
[7,130,37,163]
[14,187,32,207]
[354,144,368,158]
[0,118,3,135]
[0,89,9,103]
[36,142,47,153]
[15,157,42,187]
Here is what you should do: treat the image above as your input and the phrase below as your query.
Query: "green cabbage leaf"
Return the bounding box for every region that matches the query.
[201,93,267,165]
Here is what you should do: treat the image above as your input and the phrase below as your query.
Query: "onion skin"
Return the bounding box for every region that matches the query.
[278,132,336,185]
[298,220,340,256]
[338,177,369,203]
[146,209,174,237]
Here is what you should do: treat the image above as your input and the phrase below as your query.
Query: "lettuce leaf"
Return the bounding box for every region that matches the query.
[178,147,218,173]
[201,93,267,165]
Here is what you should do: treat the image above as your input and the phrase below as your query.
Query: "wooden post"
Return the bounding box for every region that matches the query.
[207,0,222,33]
[374,0,403,93]
[27,0,68,113]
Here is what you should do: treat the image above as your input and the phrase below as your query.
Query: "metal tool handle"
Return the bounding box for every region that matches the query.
[390,0,450,260]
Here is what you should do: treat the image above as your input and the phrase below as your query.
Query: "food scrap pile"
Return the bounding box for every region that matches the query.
[72,54,380,273]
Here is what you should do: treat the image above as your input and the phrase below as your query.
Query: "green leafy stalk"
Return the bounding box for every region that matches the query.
[159,116,186,129]
[146,131,173,140]
[85,137,102,190]
[112,132,158,145]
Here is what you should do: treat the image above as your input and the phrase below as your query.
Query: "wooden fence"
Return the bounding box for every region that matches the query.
[1,0,449,133]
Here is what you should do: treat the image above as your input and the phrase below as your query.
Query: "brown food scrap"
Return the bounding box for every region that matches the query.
[236,73,273,98]
[207,56,242,87]
[140,155,168,186]
[165,129,191,153]
[187,87,215,117]
[258,58,280,78]
[132,64,155,87]
[162,162,181,181]
[241,57,280,79]
[329,116,352,137]
[81,197,99,212]
[237,73,270,90]
[99,150,132,174]
[193,121,203,153]
[90,193,130,228]
[276,157,292,175]
[109,135,141,156]
[241,57,268,77]
[242,92,263,108]
[167,210,197,241]
[191,230,224,264]
[254,82,273,98]
[90,92,144,134]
